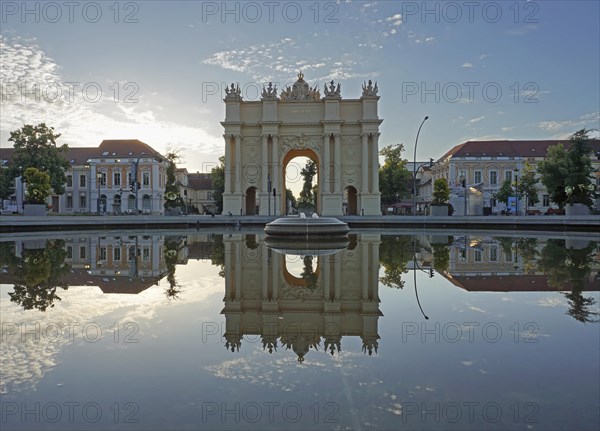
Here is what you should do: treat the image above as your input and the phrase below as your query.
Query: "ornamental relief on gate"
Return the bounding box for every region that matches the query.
[280,134,321,154]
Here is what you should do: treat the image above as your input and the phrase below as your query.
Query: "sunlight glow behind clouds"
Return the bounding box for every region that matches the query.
[0,35,223,169]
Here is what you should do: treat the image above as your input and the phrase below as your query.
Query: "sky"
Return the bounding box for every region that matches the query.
[1,0,599,177]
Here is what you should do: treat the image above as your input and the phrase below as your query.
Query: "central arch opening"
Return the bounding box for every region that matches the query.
[283,149,319,216]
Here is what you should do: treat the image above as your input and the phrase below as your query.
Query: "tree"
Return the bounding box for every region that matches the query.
[164,150,185,212]
[6,239,70,311]
[432,178,450,205]
[564,129,595,208]
[7,123,69,195]
[211,156,225,214]
[494,178,515,209]
[432,242,450,273]
[0,169,15,200]
[23,167,51,204]
[379,144,411,205]
[538,129,595,208]
[378,235,413,289]
[285,188,297,211]
[517,161,539,210]
[298,159,317,209]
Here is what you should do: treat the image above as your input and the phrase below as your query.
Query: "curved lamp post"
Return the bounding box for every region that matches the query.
[412,116,429,215]
[412,239,430,320]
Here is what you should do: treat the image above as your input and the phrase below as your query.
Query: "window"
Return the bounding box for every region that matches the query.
[207,191,213,200]
[490,171,497,185]
[505,249,513,262]
[490,247,498,262]
[80,246,86,259]
[127,172,132,186]
[142,172,150,186]
[79,174,86,187]
[67,246,73,259]
[474,250,482,262]
[474,171,482,184]
[114,172,121,186]
[66,175,73,187]
[114,247,121,261]
[99,172,107,186]
[79,194,86,209]
[142,247,150,262]
[459,170,467,182]
[100,247,107,261]
[66,195,73,209]
[490,197,497,207]
[505,170,512,183]
[543,194,550,207]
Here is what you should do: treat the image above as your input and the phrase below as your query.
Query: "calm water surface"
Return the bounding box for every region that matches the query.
[1,231,599,430]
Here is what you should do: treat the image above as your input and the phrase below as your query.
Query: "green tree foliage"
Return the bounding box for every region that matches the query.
[164,236,184,299]
[378,235,414,289]
[286,188,297,210]
[211,156,225,214]
[301,256,318,290]
[0,168,15,200]
[538,239,598,323]
[517,161,539,209]
[379,144,411,205]
[23,167,51,204]
[494,178,515,207]
[6,239,70,311]
[432,243,450,273]
[210,234,225,278]
[538,129,595,208]
[164,150,185,211]
[298,159,317,209]
[8,123,69,195]
[432,178,450,205]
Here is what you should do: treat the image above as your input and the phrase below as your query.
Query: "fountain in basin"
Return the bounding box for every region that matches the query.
[264,213,349,239]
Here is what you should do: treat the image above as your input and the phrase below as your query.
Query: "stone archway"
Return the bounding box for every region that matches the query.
[221,72,382,216]
[345,186,358,215]
[282,149,320,215]
[245,186,258,215]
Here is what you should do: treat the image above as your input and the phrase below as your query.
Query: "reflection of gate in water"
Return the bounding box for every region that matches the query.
[221,234,382,361]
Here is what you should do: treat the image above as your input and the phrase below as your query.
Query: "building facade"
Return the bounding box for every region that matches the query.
[430,140,600,215]
[1,140,169,215]
[221,73,382,216]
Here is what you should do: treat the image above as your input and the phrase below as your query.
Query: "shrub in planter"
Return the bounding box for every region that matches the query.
[430,178,450,216]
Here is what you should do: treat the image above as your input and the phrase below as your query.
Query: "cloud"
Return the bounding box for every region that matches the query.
[0,35,223,170]
[385,13,402,26]
[461,63,474,68]
[537,112,600,132]
[203,38,376,84]
[0,260,224,394]
[467,116,486,125]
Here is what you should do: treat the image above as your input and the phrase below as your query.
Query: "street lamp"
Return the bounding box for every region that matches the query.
[130,152,146,215]
[412,116,429,215]
[514,168,519,216]
[412,239,430,320]
[97,172,103,214]
[18,165,24,212]
[459,173,468,216]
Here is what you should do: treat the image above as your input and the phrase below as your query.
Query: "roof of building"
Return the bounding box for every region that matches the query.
[188,173,213,190]
[440,139,600,161]
[444,273,600,292]
[0,139,164,166]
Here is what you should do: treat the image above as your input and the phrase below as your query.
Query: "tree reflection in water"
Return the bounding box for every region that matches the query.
[3,240,70,312]
[164,236,185,300]
[378,235,413,289]
[539,239,599,323]
[300,255,318,290]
